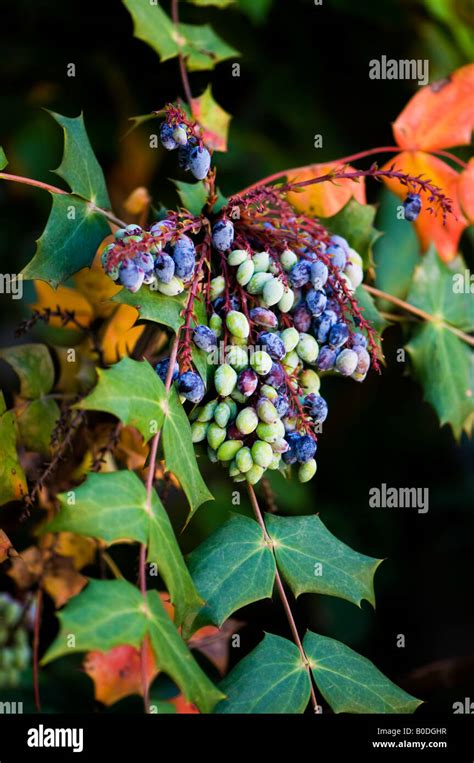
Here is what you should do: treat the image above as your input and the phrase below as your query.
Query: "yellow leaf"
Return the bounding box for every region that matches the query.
[286,162,366,218]
[32,282,93,328]
[74,246,121,319]
[100,304,144,365]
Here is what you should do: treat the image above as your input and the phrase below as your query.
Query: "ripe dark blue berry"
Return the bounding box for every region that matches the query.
[237,368,259,397]
[306,289,328,317]
[155,358,179,383]
[178,371,205,403]
[282,432,300,464]
[257,332,286,360]
[293,304,312,333]
[295,434,317,463]
[193,325,217,352]
[329,322,350,348]
[304,393,328,423]
[160,123,178,151]
[188,146,211,180]
[289,261,311,288]
[212,220,235,252]
[154,253,175,284]
[326,244,347,270]
[403,193,422,222]
[119,260,144,293]
[173,236,196,279]
[317,346,337,371]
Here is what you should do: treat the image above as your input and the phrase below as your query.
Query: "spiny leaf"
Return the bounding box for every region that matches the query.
[190,85,232,151]
[286,162,366,218]
[187,514,276,631]
[49,111,110,208]
[113,289,187,332]
[0,395,27,506]
[304,631,422,714]
[163,385,214,516]
[214,633,311,714]
[0,344,55,399]
[405,250,474,439]
[76,357,165,443]
[147,591,224,714]
[266,514,382,608]
[21,194,110,287]
[122,0,239,72]
[172,179,208,216]
[41,579,148,664]
[46,471,203,629]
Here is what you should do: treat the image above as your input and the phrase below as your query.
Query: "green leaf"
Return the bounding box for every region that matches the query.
[163,386,213,516]
[215,633,311,713]
[113,289,186,332]
[46,470,203,629]
[188,514,276,630]
[0,395,27,506]
[374,190,420,306]
[77,357,166,443]
[266,514,382,608]
[354,286,389,355]
[304,631,422,713]
[0,147,8,171]
[405,251,474,439]
[190,85,232,151]
[172,179,208,215]
[49,111,110,208]
[147,591,224,713]
[0,344,54,398]
[237,0,273,23]
[321,198,381,268]
[122,0,239,72]
[21,194,110,287]
[186,0,235,7]
[41,579,148,664]
[17,398,60,455]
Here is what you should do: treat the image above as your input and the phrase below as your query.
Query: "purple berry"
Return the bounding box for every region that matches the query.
[155,358,179,383]
[188,146,211,180]
[352,332,368,348]
[178,137,197,170]
[135,252,155,274]
[329,322,350,349]
[329,235,349,254]
[266,362,286,389]
[317,346,337,371]
[154,253,175,284]
[257,332,286,360]
[274,394,289,417]
[304,393,328,424]
[119,259,144,293]
[310,260,328,289]
[282,432,300,464]
[160,123,178,151]
[249,307,278,329]
[326,244,347,270]
[212,295,240,315]
[293,304,312,333]
[295,434,317,463]
[289,261,311,288]
[403,193,422,222]
[315,310,337,343]
[237,368,258,397]
[212,220,235,252]
[173,236,196,279]
[193,325,217,353]
[178,371,205,403]
[306,289,328,317]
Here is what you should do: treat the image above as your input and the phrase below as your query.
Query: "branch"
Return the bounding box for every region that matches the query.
[364,284,474,347]
[171,0,193,107]
[247,484,320,713]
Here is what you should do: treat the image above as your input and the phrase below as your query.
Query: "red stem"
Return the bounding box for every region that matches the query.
[33,588,43,712]
[171,0,193,107]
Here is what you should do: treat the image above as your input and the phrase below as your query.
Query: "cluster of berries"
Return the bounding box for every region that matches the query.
[101,221,198,295]
[160,119,211,181]
[0,594,31,688]
[156,216,374,485]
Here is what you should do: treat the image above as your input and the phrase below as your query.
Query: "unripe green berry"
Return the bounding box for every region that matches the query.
[227,345,248,372]
[256,419,285,443]
[252,251,270,272]
[214,402,231,428]
[250,350,272,376]
[298,458,317,482]
[246,464,264,485]
[247,272,273,295]
[217,440,244,461]
[280,248,298,270]
[228,249,248,266]
[229,334,248,347]
[209,313,223,337]
[278,288,295,313]
[191,421,208,443]
[207,446,218,463]
[231,388,247,403]
[235,446,253,473]
[251,440,273,468]
[282,350,300,372]
[197,399,218,422]
[296,333,319,364]
[223,397,238,420]
[256,398,278,423]
[348,247,363,267]
[280,327,299,352]
[210,276,226,300]
[262,277,284,306]
[299,368,321,394]
[271,438,289,453]
[207,422,227,450]
[157,276,184,296]
[237,260,255,285]
[268,452,281,470]
[236,407,259,434]
[226,310,250,339]
[215,364,237,396]
[228,460,241,478]
[260,384,278,400]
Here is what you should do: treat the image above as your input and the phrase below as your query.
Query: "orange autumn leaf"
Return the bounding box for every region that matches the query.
[286,162,366,218]
[73,246,121,319]
[458,158,474,224]
[32,282,94,329]
[382,152,467,262]
[100,304,144,365]
[170,694,199,714]
[123,186,151,217]
[115,426,149,471]
[0,529,14,564]
[42,555,88,608]
[84,637,158,706]
[392,64,474,151]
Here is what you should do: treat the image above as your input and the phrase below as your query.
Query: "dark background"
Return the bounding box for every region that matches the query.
[0,0,473,713]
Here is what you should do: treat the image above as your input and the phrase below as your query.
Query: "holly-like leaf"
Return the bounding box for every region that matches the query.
[46,471,203,629]
[41,579,148,664]
[147,591,224,714]
[214,633,311,714]
[190,86,232,152]
[163,386,214,516]
[457,158,474,224]
[172,179,208,216]
[392,63,474,152]
[122,0,239,72]
[17,398,60,455]
[0,344,54,399]
[0,529,13,563]
[405,251,474,439]
[304,631,422,714]
[321,198,381,268]
[21,194,111,287]
[32,281,95,328]
[77,357,166,443]
[266,514,382,608]
[286,162,366,218]
[188,514,276,631]
[113,289,187,332]
[0,395,27,506]
[49,111,110,208]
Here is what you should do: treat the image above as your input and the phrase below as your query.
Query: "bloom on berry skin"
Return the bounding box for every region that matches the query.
[193,325,218,353]
[403,192,422,222]
[212,219,235,252]
[178,371,205,404]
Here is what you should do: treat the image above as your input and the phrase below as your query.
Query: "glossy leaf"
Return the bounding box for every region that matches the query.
[122,0,238,72]
[99,304,144,365]
[304,631,422,713]
[0,147,8,170]
[0,344,54,399]
[215,633,311,714]
[191,85,232,151]
[163,385,214,516]
[113,288,186,332]
[21,194,111,287]
[77,357,166,443]
[286,162,366,218]
[188,514,276,630]
[172,179,208,215]
[266,514,382,607]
